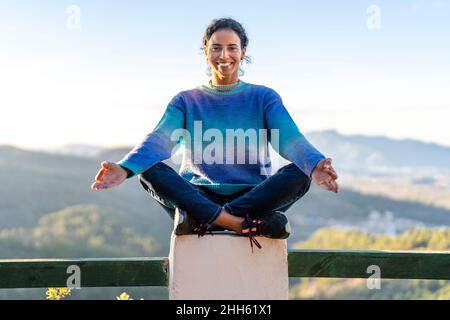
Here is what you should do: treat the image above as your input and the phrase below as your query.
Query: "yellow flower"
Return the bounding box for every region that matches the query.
[116,292,133,300]
[46,288,72,300]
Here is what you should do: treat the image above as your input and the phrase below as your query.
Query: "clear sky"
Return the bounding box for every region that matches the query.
[1,0,449,150]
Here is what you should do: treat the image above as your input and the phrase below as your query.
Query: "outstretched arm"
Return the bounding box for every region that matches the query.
[117,101,185,175]
[264,89,339,193]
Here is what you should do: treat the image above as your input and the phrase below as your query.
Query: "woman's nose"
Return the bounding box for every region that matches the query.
[219,48,228,59]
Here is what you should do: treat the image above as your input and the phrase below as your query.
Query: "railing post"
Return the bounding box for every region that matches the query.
[168,233,289,300]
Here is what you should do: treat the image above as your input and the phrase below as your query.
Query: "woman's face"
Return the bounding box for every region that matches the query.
[205,28,246,80]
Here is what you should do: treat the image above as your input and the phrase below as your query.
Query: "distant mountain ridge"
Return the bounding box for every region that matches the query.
[22,130,450,174]
[1,142,449,241]
[307,130,450,174]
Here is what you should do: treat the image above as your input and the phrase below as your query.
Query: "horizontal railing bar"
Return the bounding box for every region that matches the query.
[0,257,168,289]
[0,250,449,289]
[288,249,450,280]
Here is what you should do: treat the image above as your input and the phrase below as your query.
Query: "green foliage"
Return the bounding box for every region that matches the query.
[290,227,450,300]
[0,204,160,258]
[0,147,174,250]
[293,227,450,251]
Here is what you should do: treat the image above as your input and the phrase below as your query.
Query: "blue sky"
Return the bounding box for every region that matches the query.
[1,0,449,149]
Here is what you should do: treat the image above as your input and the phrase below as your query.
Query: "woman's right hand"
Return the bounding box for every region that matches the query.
[91,161,127,190]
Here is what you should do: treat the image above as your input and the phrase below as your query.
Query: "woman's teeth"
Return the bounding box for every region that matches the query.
[218,63,232,67]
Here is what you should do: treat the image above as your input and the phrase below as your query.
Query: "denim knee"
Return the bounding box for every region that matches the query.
[140,162,171,180]
[282,163,312,197]
[139,163,177,209]
[297,174,311,198]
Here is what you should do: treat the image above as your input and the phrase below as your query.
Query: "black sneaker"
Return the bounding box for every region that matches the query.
[240,212,291,252]
[173,208,207,237]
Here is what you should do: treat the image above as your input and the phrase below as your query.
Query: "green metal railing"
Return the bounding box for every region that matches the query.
[0,250,449,289]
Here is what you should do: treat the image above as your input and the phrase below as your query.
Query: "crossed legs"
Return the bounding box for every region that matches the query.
[139,162,311,232]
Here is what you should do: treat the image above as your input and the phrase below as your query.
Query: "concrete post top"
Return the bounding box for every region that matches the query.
[168,233,289,300]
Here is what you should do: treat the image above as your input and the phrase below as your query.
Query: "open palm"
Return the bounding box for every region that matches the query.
[91,161,127,190]
[311,158,339,193]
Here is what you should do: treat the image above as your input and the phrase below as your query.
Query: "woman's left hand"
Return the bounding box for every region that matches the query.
[311,158,339,193]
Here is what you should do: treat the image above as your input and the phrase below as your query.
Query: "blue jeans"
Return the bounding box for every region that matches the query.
[139,162,311,230]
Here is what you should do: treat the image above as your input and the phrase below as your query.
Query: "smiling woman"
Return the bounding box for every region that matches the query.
[202,18,250,86]
[91,17,339,251]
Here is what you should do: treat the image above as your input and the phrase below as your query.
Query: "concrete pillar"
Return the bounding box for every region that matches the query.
[168,232,289,300]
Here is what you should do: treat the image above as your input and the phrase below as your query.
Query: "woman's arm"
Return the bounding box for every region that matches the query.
[264,89,339,193]
[117,101,185,176]
[91,96,185,190]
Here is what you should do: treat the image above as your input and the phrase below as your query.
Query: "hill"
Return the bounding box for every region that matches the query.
[289,227,450,300]
[1,144,450,248]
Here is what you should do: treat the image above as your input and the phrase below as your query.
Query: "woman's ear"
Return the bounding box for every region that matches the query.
[241,47,247,60]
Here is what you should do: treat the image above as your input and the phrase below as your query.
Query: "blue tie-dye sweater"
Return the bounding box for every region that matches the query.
[118,81,325,195]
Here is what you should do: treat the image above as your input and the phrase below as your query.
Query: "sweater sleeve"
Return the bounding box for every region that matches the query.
[117,95,185,176]
[264,89,325,177]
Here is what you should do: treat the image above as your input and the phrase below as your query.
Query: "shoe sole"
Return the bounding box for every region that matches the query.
[268,213,291,239]
[173,208,187,235]
[281,220,291,239]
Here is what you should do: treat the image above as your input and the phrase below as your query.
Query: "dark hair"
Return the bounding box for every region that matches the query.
[202,18,251,64]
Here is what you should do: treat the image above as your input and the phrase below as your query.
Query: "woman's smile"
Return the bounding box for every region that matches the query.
[205,28,246,84]
[217,62,233,70]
